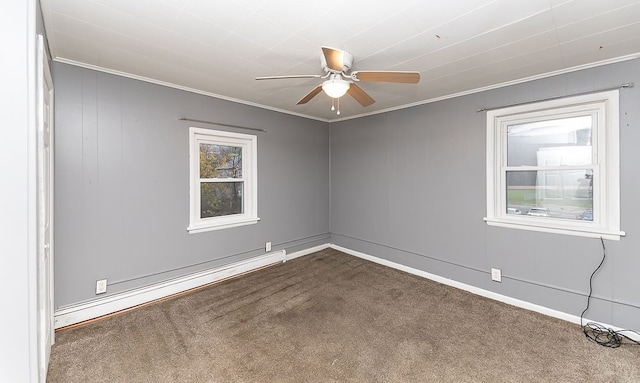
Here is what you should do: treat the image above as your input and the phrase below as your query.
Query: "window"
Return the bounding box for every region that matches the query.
[485,90,624,240]
[188,127,258,233]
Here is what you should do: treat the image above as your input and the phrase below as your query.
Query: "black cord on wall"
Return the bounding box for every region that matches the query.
[580,237,640,348]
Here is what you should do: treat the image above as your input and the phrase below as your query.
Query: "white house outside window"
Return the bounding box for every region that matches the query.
[485,90,624,240]
[188,127,258,233]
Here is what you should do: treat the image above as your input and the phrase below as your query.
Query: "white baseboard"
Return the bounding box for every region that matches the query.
[285,243,331,261]
[330,244,640,342]
[54,250,287,329]
[55,243,638,342]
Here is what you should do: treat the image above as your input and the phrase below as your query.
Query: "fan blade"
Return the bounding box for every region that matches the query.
[296,85,323,105]
[347,83,375,107]
[322,47,344,72]
[352,71,420,84]
[256,74,321,80]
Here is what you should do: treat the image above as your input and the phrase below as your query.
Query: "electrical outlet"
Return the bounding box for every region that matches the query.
[96,279,108,294]
[265,242,272,252]
[491,268,502,282]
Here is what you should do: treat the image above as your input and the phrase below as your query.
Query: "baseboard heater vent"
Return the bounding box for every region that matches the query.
[54,250,287,329]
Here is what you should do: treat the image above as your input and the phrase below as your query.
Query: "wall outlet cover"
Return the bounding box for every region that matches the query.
[96,279,108,294]
[491,268,502,282]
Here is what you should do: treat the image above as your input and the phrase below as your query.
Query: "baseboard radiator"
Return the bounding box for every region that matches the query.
[54,250,288,329]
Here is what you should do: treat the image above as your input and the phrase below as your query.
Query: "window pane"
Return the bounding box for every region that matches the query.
[507,116,592,167]
[506,169,593,221]
[201,182,244,218]
[199,143,242,178]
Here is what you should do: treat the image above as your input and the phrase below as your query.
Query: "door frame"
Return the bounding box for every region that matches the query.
[36,33,54,381]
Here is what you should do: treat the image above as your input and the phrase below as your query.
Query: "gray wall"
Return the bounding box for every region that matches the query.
[53,63,330,308]
[54,57,640,332]
[330,58,640,332]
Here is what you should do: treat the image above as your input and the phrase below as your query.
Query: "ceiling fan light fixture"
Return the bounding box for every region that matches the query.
[322,78,350,98]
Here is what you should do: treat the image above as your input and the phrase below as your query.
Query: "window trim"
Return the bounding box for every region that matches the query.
[485,90,624,240]
[188,127,259,234]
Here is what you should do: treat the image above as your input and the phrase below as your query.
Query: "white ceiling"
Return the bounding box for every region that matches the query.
[41,0,640,121]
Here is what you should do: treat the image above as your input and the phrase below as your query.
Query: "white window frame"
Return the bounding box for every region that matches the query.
[485,90,624,240]
[188,127,259,233]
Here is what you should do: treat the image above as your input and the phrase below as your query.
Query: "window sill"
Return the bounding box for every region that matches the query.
[484,217,625,241]
[188,216,260,234]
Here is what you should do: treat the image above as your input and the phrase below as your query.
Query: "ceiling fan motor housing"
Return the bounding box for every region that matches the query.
[321,50,353,73]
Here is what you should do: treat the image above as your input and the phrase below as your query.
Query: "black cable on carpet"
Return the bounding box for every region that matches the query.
[580,237,640,348]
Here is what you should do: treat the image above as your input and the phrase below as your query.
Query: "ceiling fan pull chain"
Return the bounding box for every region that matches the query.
[336,97,341,115]
[331,98,335,111]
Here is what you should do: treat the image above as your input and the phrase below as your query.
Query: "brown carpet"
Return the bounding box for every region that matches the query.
[47,248,640,382]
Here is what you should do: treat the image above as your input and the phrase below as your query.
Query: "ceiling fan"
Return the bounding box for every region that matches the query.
[256,47,420,114]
